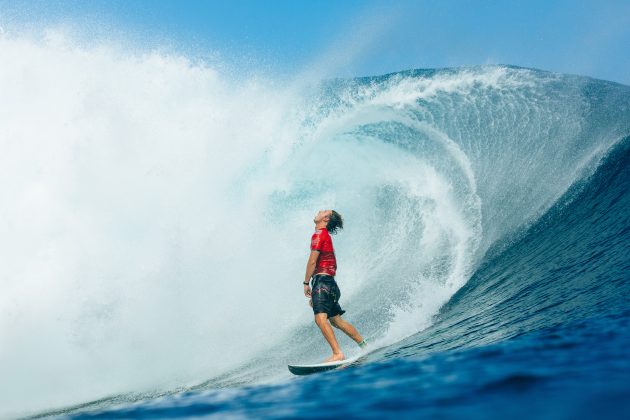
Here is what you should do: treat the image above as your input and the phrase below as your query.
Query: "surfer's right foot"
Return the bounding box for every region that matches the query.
[325,353,345,362]
[358,339,368,350]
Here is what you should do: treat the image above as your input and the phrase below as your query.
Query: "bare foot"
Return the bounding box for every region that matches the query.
[324,352,345,363]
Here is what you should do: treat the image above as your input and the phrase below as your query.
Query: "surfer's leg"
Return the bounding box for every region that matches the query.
[329,315,363,344]
[314,313,345,362]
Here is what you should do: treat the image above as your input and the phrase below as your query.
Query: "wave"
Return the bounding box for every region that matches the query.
[1,33,629,418]
[395,134,630,357]
[42,122,630,420]
[61,120,630,420]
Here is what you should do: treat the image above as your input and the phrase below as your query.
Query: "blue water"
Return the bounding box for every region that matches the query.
[23,67,630,419]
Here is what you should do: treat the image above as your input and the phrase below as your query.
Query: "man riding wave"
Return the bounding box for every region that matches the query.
[303,210,367,362]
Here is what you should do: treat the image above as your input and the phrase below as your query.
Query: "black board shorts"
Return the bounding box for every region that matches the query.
[311,274,346,318]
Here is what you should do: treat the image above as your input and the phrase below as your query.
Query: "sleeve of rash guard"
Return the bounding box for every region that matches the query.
[311,231,323,251]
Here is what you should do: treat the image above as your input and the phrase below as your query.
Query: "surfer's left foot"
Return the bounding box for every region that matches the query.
[358,340,368,350]
[325,352,345,362]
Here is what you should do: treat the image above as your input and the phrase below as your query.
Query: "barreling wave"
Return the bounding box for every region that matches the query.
[63,135,630,419]
[1,33,629,418]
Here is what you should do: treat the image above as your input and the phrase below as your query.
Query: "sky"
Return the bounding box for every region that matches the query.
[0,0,629,84]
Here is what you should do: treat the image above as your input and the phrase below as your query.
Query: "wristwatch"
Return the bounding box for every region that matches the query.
[303,282,309,285]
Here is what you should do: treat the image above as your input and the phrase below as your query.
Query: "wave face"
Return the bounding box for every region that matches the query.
[69,118,630,420]
[1,35,629,418]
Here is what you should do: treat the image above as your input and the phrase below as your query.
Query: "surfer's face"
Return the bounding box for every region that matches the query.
[314,210,332,224]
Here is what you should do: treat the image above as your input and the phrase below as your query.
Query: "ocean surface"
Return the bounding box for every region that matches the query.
[1,35,629,419]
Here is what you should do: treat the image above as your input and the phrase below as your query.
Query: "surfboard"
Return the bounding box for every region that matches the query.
[288,353,364,376]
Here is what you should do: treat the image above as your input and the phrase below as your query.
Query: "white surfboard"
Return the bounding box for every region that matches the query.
[288,352,364,376]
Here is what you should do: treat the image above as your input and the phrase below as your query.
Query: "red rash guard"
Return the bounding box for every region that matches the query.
[311,227,337,277]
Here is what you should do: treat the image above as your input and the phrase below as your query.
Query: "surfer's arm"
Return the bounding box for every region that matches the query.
[304,250,320,295]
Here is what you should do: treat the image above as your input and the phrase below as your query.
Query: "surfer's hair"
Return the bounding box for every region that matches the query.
[327,210,344,234]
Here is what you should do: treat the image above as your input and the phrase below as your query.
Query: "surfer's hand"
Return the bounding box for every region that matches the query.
[304,285,311,297]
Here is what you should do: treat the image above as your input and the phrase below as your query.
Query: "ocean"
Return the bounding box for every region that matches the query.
[1,36,629,419]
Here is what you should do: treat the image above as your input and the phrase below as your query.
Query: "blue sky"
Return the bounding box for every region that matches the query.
[1,0,629,84]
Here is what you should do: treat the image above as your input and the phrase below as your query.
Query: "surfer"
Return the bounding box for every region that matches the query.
[304,210,367,362]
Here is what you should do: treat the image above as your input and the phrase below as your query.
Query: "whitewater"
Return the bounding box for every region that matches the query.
[0,33,629,419]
